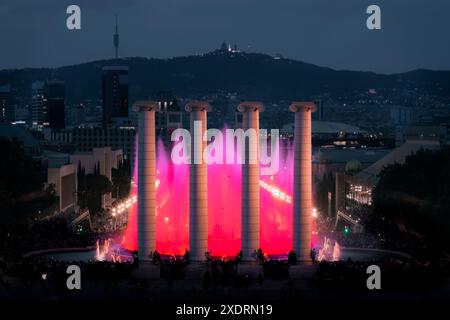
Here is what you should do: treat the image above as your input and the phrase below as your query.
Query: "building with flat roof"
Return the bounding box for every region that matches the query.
[47,160,77,213]
[44,80,65,129]
[102,66,129,126]
[334,140,441,213]
[72,126,135,165]
[281,121,363,137]
[0,84,14,124]
[31,81,46,130]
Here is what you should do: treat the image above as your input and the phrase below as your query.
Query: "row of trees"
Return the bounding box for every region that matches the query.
[0,138,55,229]
[373,147,450,255]
[77,159,131,215]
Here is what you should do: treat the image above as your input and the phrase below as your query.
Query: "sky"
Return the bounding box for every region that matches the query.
[0,0,449,73]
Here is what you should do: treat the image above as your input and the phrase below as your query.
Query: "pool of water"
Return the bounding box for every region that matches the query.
[39,250,98,262]
[37,249,133,262]
[35,247,408,263]
[338,248,410,261]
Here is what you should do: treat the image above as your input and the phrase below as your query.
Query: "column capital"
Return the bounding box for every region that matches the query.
[289,101,316,113]
[237,101,264,113]
[185,101,212,112]
[133,101,160,112]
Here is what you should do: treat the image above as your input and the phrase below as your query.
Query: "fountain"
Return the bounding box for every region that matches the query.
[332,241,341,261]
[95,239,112,261]
[122,133,300,256]
[317,237,341,261]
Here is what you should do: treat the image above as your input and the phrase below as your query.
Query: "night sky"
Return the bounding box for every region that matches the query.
[1,0,449,73]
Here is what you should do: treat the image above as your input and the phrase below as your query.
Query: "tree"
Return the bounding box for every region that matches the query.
[112,159,131,199]
[81,173,112,214]
[288,250,297,265]
[373,147,450,254]
[0,138,48,228]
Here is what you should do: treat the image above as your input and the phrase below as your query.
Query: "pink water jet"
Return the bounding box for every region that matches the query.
[123,135,307,256]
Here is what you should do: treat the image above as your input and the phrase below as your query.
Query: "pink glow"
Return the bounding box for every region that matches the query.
[123,136,312,256]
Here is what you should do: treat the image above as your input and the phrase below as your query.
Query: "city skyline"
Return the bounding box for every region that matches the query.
[1,0,450,308]
[1,0,450,73]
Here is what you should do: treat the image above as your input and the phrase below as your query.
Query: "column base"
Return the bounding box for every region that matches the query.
[297,256,313,264]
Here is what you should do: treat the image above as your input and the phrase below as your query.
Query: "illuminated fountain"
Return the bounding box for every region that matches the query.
[333,241,341,261]
[122,137,298,257]
[33,95,408,263]
[317,237,341,261]
[96,239,111,261]
[122,101,317,259]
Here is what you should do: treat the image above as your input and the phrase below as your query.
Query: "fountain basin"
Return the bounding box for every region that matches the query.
[337,247,410,261]
[26,246,409,263]
[25,246,133,263]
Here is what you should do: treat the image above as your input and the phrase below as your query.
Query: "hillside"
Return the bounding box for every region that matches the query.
[1,51,449,103]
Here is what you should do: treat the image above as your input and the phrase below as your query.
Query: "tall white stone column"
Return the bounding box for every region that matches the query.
[237,102,264,259]
[290,102,316,261]
[134,101,159,261]
[186,101,210,261]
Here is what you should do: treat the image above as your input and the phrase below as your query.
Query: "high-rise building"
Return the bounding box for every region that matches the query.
[31,80,65,130]
[154,90,183,141]
[102,66,129,126]
[44,80,65,129]
[31,81,46,130]
[0,84,14,123]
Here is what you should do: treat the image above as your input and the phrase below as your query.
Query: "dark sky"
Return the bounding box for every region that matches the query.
[1,0,449,73]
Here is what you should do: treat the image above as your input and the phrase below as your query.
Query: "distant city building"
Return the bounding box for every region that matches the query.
[44,80,65,129]
[390,106,412,125]
[47,154,77,213]
[396,125,446,146]
[31,80,65,130]
[313,147,390,180]
[0,84,14,123]
[31,81,46,130]
[66,104,86,127]
[337,140,441,213]
[312,99,324,121]
[214,42,241,55]
[102,66,129,126]
[41,128,74,153]
[72,126,136,165]
[281,121,363,137]
[154,91,183,141]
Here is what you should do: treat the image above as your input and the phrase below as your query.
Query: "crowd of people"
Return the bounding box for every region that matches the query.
[2,198,450,299]
[315,256,450,290]
[0,216,122,261]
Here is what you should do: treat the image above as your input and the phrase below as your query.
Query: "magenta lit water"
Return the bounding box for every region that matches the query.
[123,136,306,256]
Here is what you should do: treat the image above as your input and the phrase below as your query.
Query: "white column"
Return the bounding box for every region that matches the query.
[133,101,159,261]
[186,101,210,261]
[237,102,264,259]
[290,102,316,261]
